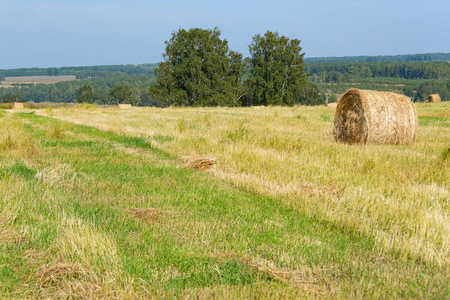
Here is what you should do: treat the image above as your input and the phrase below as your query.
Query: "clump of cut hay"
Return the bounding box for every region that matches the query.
[35,262,103,298]
[12,102,24,109]
[126,207,168,222]
[118,104,132,109]
[184,156,216,171]
[35,163,77,187]
[427,94,441,103]
[36,262,85,286]
[334,89,418,144]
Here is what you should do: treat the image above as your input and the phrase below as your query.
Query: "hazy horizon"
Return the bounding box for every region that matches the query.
[1,0,449,69]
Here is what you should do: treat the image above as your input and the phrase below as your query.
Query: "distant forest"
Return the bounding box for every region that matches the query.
[1,53,449,105]
[0,64,157,81]
[304,52,450,63]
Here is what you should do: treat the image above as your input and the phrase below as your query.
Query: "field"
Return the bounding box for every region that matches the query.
[0,76,77,88]
[0,103,449,298]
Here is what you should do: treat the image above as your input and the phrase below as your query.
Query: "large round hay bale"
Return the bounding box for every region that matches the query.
[427,94,441,103]
[333,89,418,144]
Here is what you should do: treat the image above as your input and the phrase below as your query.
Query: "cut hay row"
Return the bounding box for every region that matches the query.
[333,89,418,144]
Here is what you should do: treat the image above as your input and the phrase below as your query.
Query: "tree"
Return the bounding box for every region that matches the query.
[76,85,94,103]
[149,27,245,107]
[108,85,133,104]
[247,31,319,106]
[297,82,324,105]
[130,87,142,106]
[47,68,60,76]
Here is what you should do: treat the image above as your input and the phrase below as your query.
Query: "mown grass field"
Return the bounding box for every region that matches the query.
[2,75,77,84]
[0,76,77,88]
[0,102,449,299]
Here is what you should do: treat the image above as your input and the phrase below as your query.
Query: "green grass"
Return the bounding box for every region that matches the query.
[0,109,448,298]
[418,116,450,127]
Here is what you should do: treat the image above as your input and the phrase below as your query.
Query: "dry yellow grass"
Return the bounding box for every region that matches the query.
[36,103,450,267]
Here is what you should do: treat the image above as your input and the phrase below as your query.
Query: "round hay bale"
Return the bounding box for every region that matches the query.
[427,94,441,103]
[333,89,418,144]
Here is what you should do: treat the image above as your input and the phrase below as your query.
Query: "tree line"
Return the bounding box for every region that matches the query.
[0,64,157,81]
[0,74,156,105]
[316,78,450,103]
[2,28,323,107]
[304,52,450,63]
[305,61,450,83]
[1,28,448,106]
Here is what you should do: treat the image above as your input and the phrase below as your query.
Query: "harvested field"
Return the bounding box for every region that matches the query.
[1,102,449,299]
[2,75,76,84]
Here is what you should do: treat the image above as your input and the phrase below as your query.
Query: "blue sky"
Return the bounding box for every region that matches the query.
[0,0,449,69]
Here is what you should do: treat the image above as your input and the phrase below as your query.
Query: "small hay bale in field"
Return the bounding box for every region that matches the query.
[185,156,216,171]
[118,103,132,109]
[427,94,441,103]
[327,102,338,108]
[12,102,24,109]
[334,89,418,144]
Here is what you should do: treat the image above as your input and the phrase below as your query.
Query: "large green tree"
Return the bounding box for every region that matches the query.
[108,85,133,104]
[247,31,320,106]
[76,85,94,103]
[149,27,245,107]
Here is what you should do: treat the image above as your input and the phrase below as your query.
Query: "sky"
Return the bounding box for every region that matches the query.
[0,0,449,69]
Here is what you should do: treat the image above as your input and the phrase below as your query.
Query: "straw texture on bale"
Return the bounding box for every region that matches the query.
[334,89,418,144]
[427,94,441,103]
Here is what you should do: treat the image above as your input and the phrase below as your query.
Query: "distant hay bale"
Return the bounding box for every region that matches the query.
[12,102,24,109]
[184,156,216,171]
[333,89,418,144]
[427,94,441,103]
[118,104,132,109]
[327,102,338,108]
